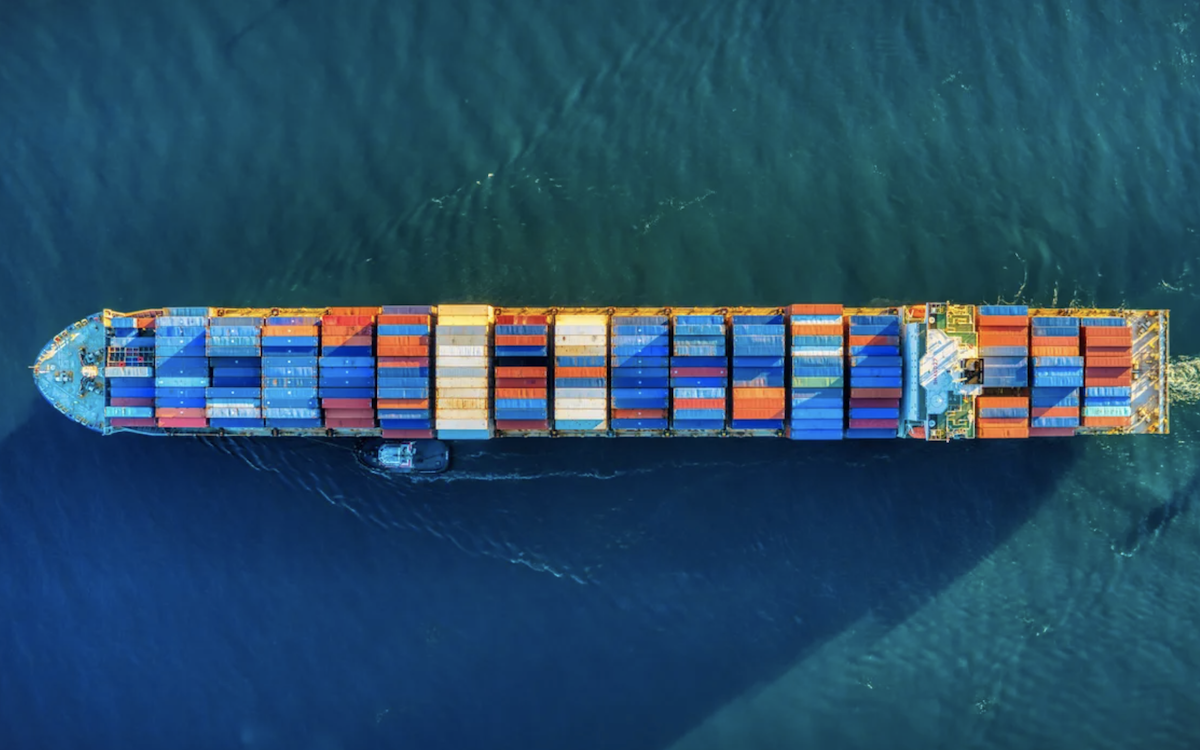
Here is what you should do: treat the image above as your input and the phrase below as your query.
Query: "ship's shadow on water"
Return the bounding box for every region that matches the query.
[1,401,1080,750]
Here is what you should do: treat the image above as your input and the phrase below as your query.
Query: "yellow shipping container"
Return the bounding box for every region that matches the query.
[554,345,608,357]
[554,334,607,346]
[437,304,492,317]
[436,316,490,327]
[437,378,488,390]
[555,314,608,326]
[438,398,488,411]
[436,411,490,422]
[436,386,489,398]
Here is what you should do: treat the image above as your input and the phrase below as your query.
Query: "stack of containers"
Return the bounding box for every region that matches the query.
[153,308,210,429]
[610,313,670,433]
[104,316,158,428]
[846,313,902,438]
[493,309,551,434]
[670,312,727,433]
[975,396,1030,439]
[435,304,493,439]
[730,312,786,434]
[553,313,609,433]
[376,305,434,438]
[261,316,322,429]
[1082,318,1134,429]
[1029,316,1083,436]
[319,308,378,430]
[205,316,264,429]
[787,304,845,440]
[977,305,1030,388]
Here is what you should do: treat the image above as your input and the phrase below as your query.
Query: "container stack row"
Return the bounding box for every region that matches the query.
[154,309,211,429]
[787,304,845,440]
[318,309,377,429]
[1082,318,1134,429]
[1029,316,1083,436]
[975,395,1030,439]
[611,314,670,433]
[206,317,264,429]
[262,316,322,428]
[847,314,902,438]
[494,310,551,434]
[978,305,1029,388]
[376,306,434,438]
[553,313,608,433]
[731,312,786,434]
[104,316,158,428]
[435,305,492,439]
[670,313,727,432]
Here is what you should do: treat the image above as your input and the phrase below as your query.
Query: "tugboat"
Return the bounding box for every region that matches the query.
[354,438,450,475]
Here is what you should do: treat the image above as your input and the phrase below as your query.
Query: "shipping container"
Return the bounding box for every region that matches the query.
[669,308,727,434]
[435,305,493,438]
[492,307,552,436]
[553,311,609,433]
[610,309,669,434]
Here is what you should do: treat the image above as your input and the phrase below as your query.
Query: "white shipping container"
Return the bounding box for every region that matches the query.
[554,315,608,326]
[554,398,607,410]
[436,357,488,369]
[437,334,488,344]
[554,388,607,400]
[437,305,492,317]
[555,325,607,336]
[436,316,489,327]
[436,378,488,390]
[555,410,608,421]
[437,345,487,357]
[555,334,607,345]
[437,398,488,411]
[554,345,608,356]
[436,386,489,398]
[435,417,490,429]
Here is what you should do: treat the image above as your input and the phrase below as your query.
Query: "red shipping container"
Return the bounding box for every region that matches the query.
[378,356,429,367]
[977,396,1029,409]
[326,308,379,317]
[1031,335,1078,347]
[496,378,547,389]
[849,418,898,429]
[496,314,549,325]
[849,334,898,346]
[324,418,377,428]
[382,429,435,439]
[377,315,430,325]
[376,335,429,346]
[110,417,158,427]
[1086,356,1133,368]
[789,304,843,315]
[556,367,606,379]
[733,387,785,398]
[323,335,374,348]
[670,367,727,377]
[496,367,547,378]
[732,398,784,410]
[1084,325,1130,337]
[732,408,786,420]
[109,397,155,407]
[849,398,897,409]
[851,388,902,399]
[613,409,668,419]
[674,398,726,410]
[496,335,546,346]
[378,345,428,357]
[1086,375,1133,387]
[156,417,209,428]
[1032,406,1079,418]
[1030,427,1077,437]
[496,420,550,431]
[155,407,206,418]
[320,398,373,410]
[1032,346,1080,357]
[321,324,374,336]
[376,399,429,409]
[323,409,375,419]
[322,315,375,325]
[977,425,1029,439]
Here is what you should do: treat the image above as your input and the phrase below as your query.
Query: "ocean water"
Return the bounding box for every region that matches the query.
[2,0,1200,748]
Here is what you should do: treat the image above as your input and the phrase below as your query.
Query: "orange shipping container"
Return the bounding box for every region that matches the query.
[977,425,1030,439]
[976,315,1030,328]
[377,314,429,325]
[322,315,375,325]
[1084,326,1131,338]
[789,304,844,315]
[556,367,606,379]
[496,335,546,346]
[496,314,549,325]
[377,399,429,409]
[1032,406,1078,418]
[324,335,374,347]
[733,387,785,399]
[326,308,379,317]
[322,325,373,336]
[1031,335,1078,347]
[1086,356,1133,367]
[732,398,785,410]
[262,326,319,337]
[976,417,1027,427]
[495,388,548,399]
[378,345,428,357]
[674,398,725,410]
[848,334,895,346]
[791,323,843,336]
[1031,346,1080,357]
[1083,416,1130,428]
[976,396,1029,409]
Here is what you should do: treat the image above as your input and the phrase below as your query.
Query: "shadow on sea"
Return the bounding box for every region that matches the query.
[0,400,1080,750]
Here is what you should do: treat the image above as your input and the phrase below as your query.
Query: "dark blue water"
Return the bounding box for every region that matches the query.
[3,0,1200,747]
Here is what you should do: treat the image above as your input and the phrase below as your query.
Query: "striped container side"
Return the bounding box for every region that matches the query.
[435,305,493,438]
[554,312,609,432]
[610,312,669,433]
[730,311,785,434]
[788,304,845,440]
[975,395,1030,438]
[106,320,158,425]
[494,309,551,435]
[376,307,433,436]
[846,313,901,438]
[319,312,376,429]
[670,310,727,434]
[153,316,209,428]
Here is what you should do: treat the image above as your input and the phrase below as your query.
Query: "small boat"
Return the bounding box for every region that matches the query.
[354,438,450,475]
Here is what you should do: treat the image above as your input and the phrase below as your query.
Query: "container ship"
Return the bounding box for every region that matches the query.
[32,303,1169,442]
